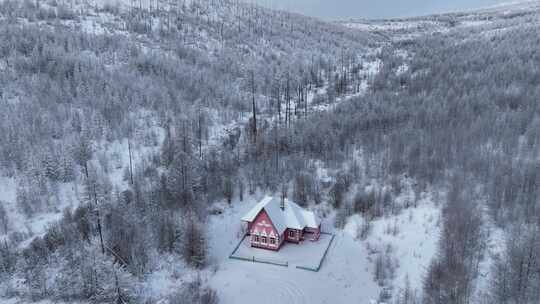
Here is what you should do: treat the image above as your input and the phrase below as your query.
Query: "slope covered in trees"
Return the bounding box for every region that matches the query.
[0,0,539,303]
[343,5,540,304]
[0,0,380,302]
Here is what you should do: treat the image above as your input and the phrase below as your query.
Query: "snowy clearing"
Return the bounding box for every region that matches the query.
[204,167,443,303]
[207,195,381,304]
[231,233,334,270]
[211,233,380,304]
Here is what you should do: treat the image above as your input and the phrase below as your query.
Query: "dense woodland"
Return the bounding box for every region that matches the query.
[0,0,539,304]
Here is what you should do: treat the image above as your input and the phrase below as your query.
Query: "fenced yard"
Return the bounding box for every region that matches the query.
[229,232,335,271]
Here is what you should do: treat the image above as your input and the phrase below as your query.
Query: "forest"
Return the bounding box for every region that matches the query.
[0,0,539,303]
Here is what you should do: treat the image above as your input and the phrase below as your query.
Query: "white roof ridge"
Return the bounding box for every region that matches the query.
[241,196,321,234]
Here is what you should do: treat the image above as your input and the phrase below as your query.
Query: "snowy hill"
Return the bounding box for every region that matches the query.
[1,0,540,304]
[341,0,540,40]
[0,0,378,240]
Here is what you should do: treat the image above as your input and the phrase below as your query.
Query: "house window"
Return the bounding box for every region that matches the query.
[253,235,259,243]
[289,230,295,238]
[261,236,267,244]
[270,238,276,245]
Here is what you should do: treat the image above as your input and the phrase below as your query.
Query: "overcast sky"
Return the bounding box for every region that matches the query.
[251,0,515,20]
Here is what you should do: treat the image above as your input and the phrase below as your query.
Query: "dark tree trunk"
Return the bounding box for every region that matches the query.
[251,70,257,144]
[93,183,105,255]
[128,139,134,185]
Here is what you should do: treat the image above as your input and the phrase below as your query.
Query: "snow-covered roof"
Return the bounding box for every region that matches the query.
[241,196,321,234]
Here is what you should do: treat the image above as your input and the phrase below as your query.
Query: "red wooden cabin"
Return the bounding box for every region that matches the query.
[241,196,322,251]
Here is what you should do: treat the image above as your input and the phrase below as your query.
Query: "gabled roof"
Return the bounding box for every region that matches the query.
[241,196,321,234]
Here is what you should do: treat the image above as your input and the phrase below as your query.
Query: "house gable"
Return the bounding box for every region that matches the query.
[242,197,323,250]
[249,209,280,238]
[242,196,322,240]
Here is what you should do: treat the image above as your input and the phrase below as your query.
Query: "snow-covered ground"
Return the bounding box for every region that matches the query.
[0,176,17,236]
[472,202,506,302]
[0,175,79,244]
[205,184,441,304]
[232,233,333,269]
[211,236,380,304]
[206,194,380,304]
[345,201,440,294]
[0,298,19,304]
[5,1,527,302]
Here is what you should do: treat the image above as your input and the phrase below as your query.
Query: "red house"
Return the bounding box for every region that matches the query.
[241,196,321,251]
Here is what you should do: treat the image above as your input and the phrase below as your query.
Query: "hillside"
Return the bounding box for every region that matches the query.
[0,0,379,241]
[1,1,540,304]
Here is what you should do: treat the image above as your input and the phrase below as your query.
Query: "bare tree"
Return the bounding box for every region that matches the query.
[0,203,8,234]
[250,70,258,144]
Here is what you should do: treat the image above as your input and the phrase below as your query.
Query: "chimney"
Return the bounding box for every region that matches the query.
[280,196,285,211]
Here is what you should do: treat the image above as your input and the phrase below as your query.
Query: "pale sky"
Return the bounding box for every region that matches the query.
[251,0,518,20]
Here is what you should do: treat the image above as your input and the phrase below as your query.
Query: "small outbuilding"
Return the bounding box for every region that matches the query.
[241,196,321,251]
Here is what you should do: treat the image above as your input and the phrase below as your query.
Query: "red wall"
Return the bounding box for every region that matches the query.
[304,224,321,241]
[249,209,283,250]
[247,211,321,250]
[304,226,320,234]
[285,228,302,243]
